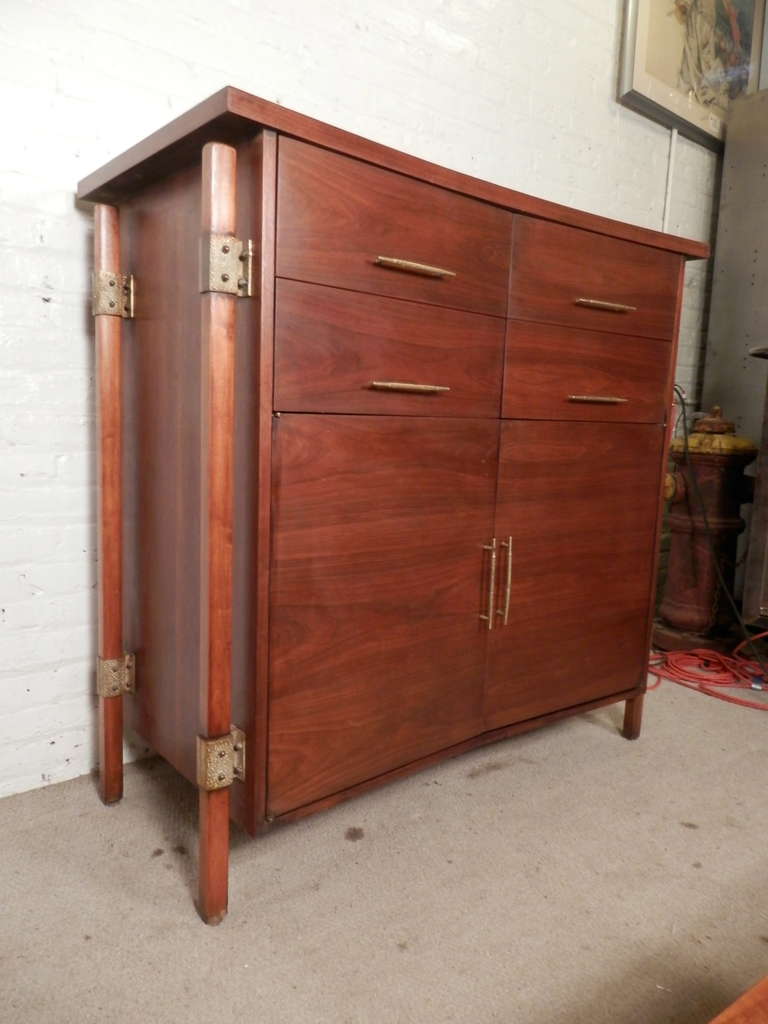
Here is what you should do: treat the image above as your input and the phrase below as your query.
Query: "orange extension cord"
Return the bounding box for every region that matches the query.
[649,632,768,710]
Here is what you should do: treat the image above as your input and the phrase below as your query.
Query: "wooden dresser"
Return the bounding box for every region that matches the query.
[77,87,709,922]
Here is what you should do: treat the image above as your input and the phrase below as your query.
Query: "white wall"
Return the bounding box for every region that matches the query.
[0,0,716,798]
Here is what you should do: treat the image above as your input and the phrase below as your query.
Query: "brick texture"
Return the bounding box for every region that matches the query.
[0,0,715,798]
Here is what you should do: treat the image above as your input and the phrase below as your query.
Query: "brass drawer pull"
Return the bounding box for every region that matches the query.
[370,381,451,394]
[479,538,498,631]
[568,394,628,405]
[497,536,512,626]
[574,297,637,313]
[375,255,457,278]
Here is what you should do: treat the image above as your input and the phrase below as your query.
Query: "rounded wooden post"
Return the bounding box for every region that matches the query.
[197,142,237,924]
[622,694,644,740]
[94,204,125,804]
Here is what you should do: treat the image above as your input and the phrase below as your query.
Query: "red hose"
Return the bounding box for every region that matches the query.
[649,633,768,710]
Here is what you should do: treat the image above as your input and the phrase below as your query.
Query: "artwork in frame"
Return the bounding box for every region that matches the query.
[620,0,765,149]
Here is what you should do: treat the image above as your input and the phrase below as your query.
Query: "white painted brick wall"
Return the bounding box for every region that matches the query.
[0,0,716,798]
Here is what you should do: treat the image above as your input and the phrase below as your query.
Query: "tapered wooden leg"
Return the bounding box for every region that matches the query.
[196,142,238,924]
[98,696,124,804]
[198,789,230,925]
[94,204,127,803]
[622,694,644,740]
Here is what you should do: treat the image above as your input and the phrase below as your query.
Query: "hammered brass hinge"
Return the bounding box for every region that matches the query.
[196,727,246,791]
[96,653,136,697]
[91,271,135,318]
[200,233,254,297]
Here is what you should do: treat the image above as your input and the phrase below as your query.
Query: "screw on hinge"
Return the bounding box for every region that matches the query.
[196,727,246,791]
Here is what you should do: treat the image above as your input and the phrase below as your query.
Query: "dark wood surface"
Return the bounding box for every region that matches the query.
[503,320,669,422]
[274,279,505,418]
[121,161,203,784]
[639,256,686,672]
[622,694,644,739]
[275,686,642,824]
[198,787,229,925]
[98,696,123,804]
[484,420,664,730]
[229,130,278,835]
[94,204,125,805]
[88,93,696,922]
[711,975,768,1022]
[509,216,681,340]
[197,142,239,923]
[251,132,278,831]
[77,87,710,262]
[267,413,498,816]
[276,137,512,316]
[199,142,237,742]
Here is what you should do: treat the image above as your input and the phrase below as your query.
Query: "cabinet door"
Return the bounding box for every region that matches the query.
[268,414,498,816]
[484,420,663,730]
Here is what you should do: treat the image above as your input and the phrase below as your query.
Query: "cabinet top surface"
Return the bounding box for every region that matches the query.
[77,86,708,259]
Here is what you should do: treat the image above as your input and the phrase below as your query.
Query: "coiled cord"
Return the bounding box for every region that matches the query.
[649,638,768,711]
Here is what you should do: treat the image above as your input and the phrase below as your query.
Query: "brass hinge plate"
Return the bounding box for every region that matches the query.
[92,271,135,318]
[196,727,246,791]
[96,653,136,697]
[200,233,254,297]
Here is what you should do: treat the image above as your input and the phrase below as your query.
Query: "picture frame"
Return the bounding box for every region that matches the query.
[620,0,766,150]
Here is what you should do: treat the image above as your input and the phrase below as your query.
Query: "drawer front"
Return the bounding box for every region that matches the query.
[274,280,505,417]
[276,137,512,316]
[509,217,682,340]
[503,321,670,422]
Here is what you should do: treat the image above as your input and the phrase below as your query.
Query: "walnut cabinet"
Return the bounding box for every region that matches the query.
[78,88,708,922]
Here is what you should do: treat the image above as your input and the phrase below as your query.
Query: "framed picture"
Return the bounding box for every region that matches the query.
[620,0,766,149]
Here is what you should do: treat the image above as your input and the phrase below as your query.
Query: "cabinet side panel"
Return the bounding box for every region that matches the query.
[641,255,687,653]
[230,130,274,833]
[122,163,202,783]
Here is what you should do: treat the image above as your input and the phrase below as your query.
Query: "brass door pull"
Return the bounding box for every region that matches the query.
[370,381,451,394]
[574,297,637,313]
[568,394,628,405]
[374,256,457,278]
[497,537,512,626]
[480,538,498,631]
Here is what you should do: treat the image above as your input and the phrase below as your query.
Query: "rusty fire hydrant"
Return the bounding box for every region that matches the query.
[653,406,757,651]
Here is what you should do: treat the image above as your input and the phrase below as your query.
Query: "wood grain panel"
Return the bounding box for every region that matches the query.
[639,256,685,684]
[267,414,498,815]
[197,142,238,924]
[77,88,710,263]
[229,131,277,836]
[94,204,125,805]
[509,217,681,340]
[121,162,203,784]
[484,420,663,729]
[198,786,229,925]
[503,320,670,423]
[274,279,505,418]
[622,694,644,739]
[276,137,512,316]
[275,687,641,824]
[199,143,236,742]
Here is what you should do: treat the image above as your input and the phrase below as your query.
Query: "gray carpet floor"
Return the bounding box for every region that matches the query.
[2,682,767,1024]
